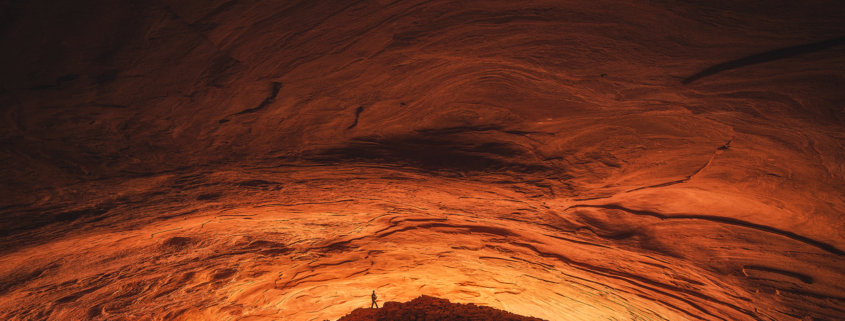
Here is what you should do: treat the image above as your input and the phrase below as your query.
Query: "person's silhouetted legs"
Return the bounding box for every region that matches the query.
[371,290,379,308]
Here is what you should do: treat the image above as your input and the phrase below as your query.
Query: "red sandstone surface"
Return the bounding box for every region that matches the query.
[338,295,546,321]
[1,1,844,320]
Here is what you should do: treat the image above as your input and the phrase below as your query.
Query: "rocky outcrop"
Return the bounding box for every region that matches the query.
[339,295,546,321]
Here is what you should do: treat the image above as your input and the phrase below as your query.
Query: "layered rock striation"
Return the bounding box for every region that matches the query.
[1,0,844,320]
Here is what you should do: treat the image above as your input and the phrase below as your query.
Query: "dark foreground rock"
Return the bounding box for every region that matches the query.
[337,295,546,321]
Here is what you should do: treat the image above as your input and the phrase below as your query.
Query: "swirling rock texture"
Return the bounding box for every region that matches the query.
[0,0,844,320]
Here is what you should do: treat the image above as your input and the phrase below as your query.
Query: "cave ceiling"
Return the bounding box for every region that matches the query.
[0,1,844,320]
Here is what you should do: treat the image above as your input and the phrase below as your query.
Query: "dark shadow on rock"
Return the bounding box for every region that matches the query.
[683,36,845,84]
[302,130,548,174]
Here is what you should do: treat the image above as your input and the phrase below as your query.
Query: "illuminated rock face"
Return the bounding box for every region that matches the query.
[0,1,843,320]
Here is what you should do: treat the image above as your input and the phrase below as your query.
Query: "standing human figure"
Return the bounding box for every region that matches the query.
[371,290,379,308]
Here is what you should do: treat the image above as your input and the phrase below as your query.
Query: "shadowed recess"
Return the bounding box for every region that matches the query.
[682,36,845,84]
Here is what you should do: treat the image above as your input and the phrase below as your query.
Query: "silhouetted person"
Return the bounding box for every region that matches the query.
[371,290,379,308]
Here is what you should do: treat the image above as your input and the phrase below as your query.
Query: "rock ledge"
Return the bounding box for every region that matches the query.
[338,295,547,321]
